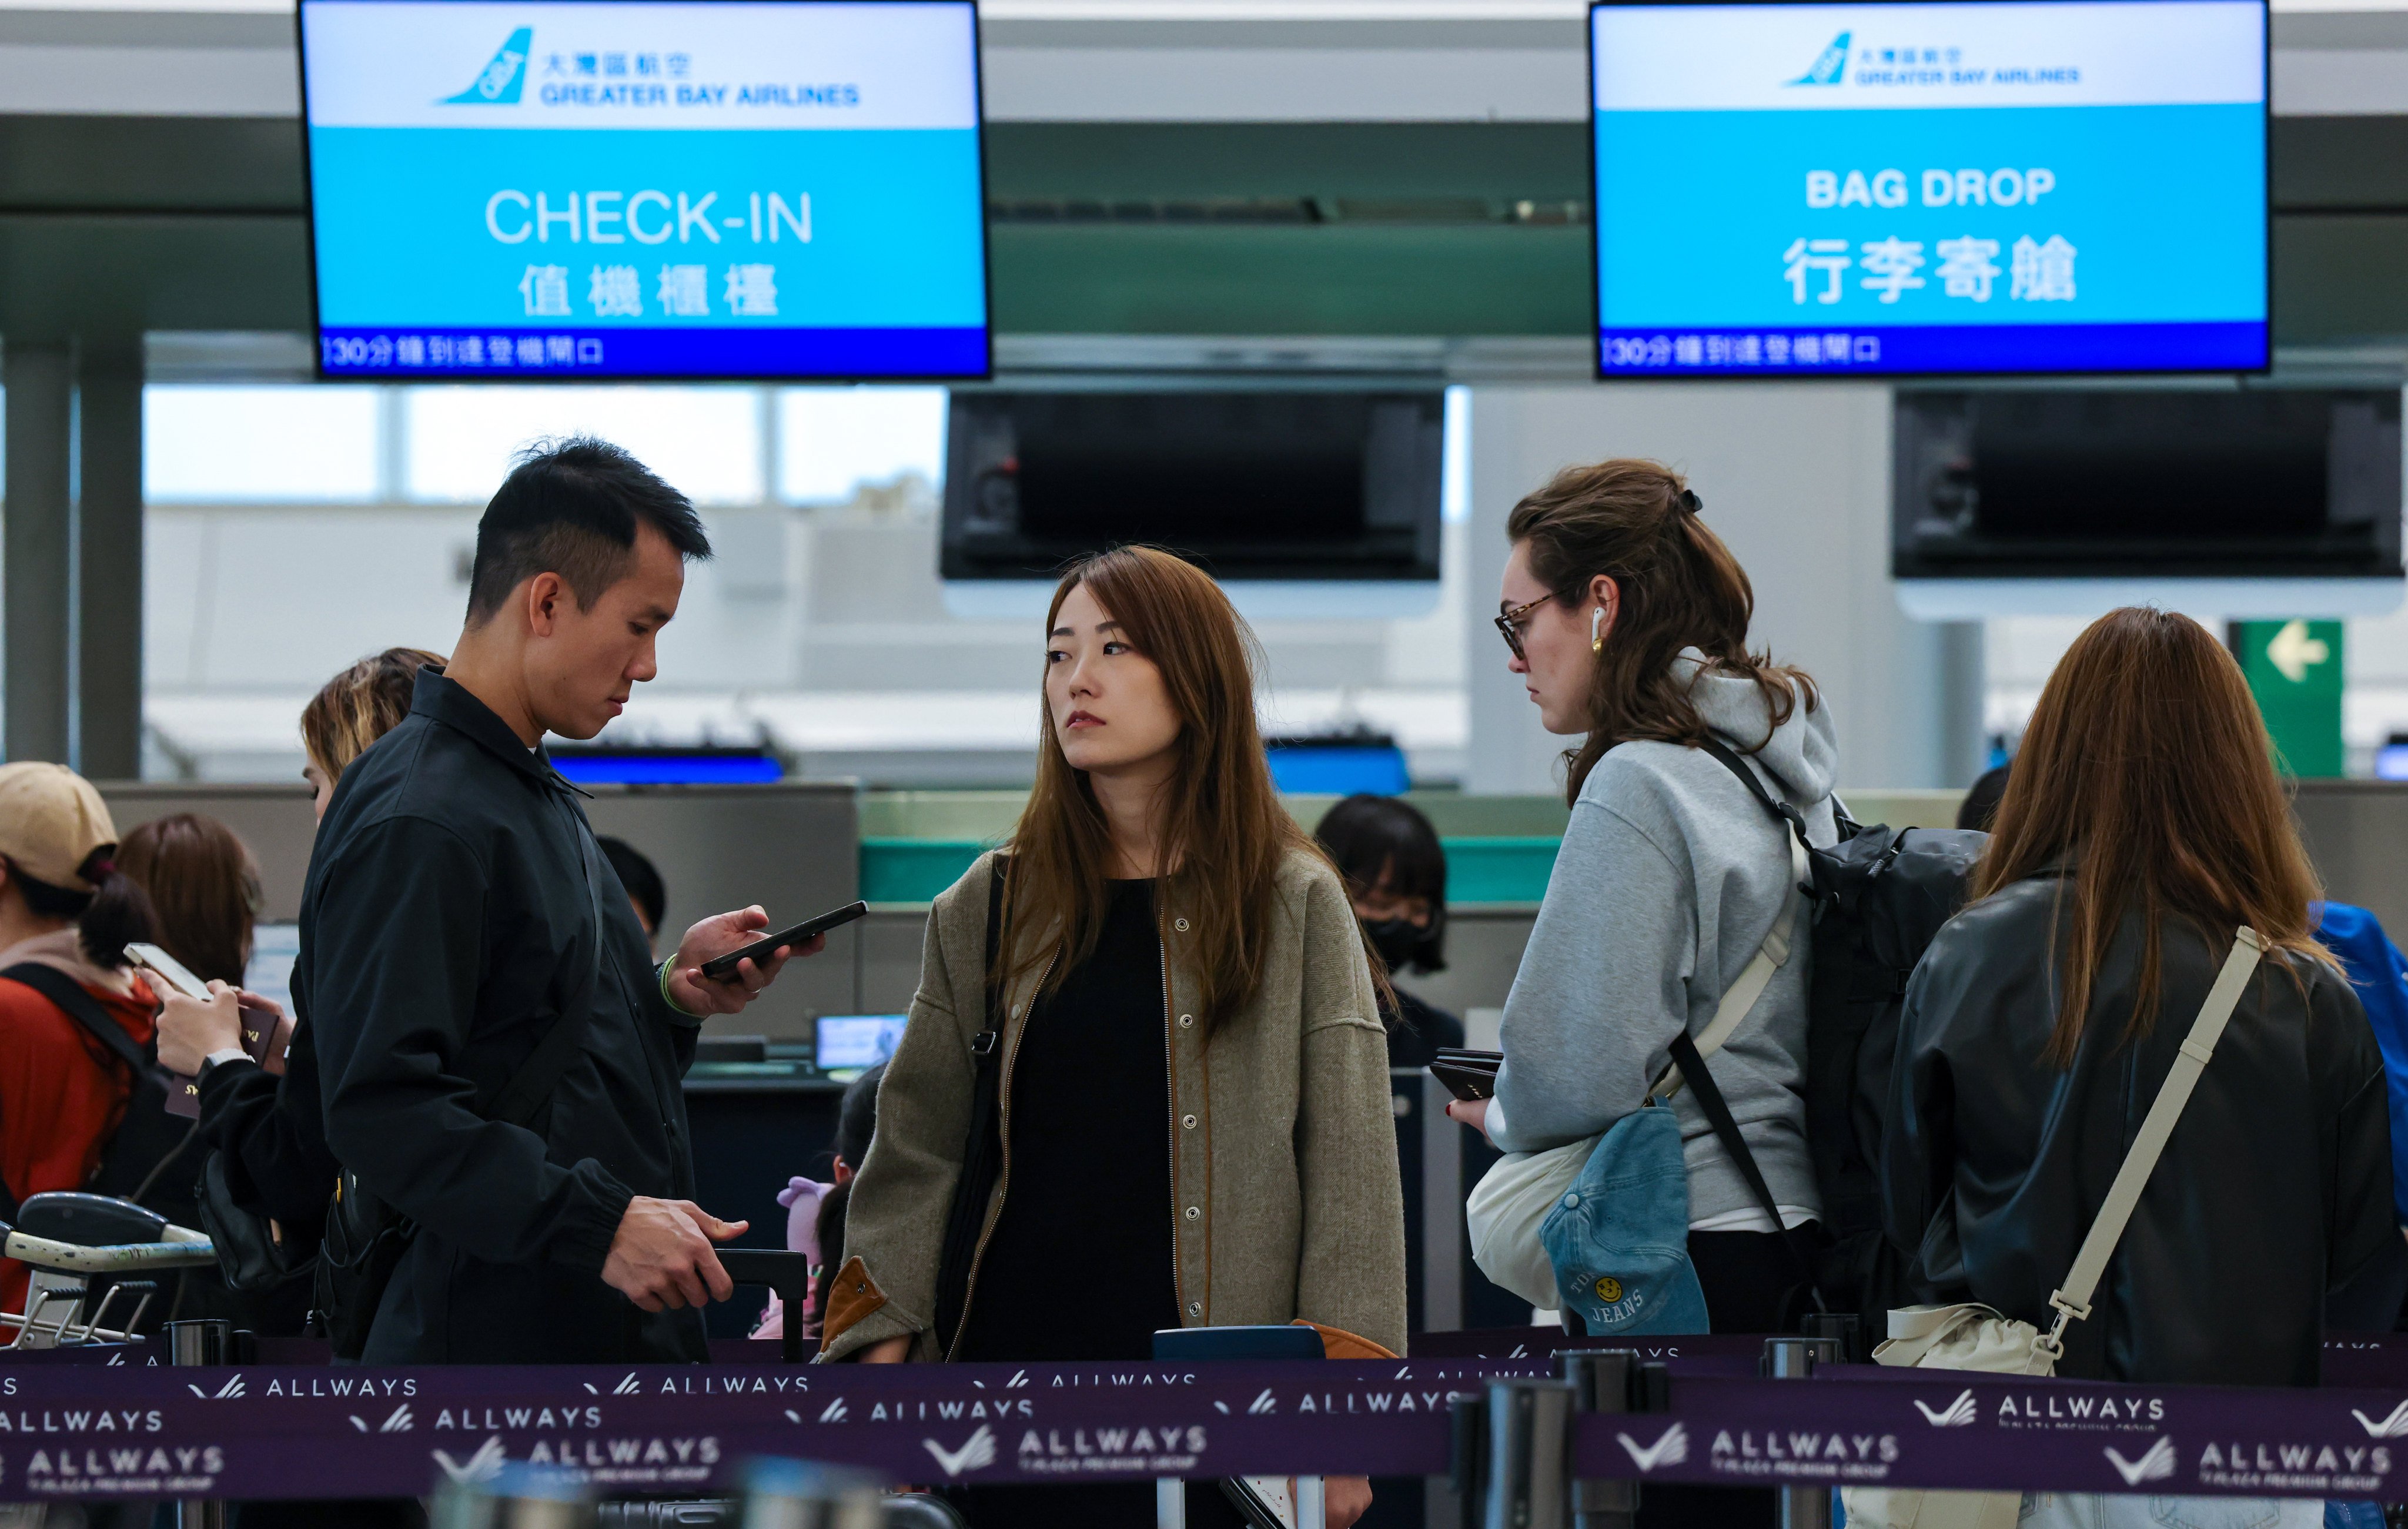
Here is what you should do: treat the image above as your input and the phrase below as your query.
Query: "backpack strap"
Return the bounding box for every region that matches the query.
[2032,926,2263,1366]
[0,961,199,1211]
[4,962,149,1080]
[1651,735,1814,1095]
[1659,736,1832,1310]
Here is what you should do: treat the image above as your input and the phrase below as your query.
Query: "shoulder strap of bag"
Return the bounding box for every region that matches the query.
[1,963,147,1225]
[5,962,150,1080]
[1651,737,1812,1096]
[934,856,1012,1356]
[1667,1028,1827,1310]
[1658,737,1829,1309]
[2034,925,2263,1363]
[486,825,608,1129]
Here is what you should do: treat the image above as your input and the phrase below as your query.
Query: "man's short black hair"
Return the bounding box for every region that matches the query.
[467,436,712,624]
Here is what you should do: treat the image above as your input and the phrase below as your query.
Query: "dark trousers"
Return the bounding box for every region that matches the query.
[1634,1225,1820,1529]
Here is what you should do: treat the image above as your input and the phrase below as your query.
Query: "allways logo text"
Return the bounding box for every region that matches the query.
[446,27,532,105]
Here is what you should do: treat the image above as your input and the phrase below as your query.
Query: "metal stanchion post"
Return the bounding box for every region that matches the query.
[166,1319,232,1529]
[1762,1338,1834,1529]
[1483,1376,1577,1529]
[1800,1311,1863,1364]
[1559,1350,1640,1529]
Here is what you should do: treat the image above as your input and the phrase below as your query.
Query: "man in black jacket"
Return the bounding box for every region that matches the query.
[302,439,822,1364]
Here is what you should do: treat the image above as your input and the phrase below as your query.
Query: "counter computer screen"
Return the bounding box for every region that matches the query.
[1587,0,2268,378]
[299,0,990,380]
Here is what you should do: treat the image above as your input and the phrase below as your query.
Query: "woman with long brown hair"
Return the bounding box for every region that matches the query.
[1450,460,1837,1335]
[1885,607,2390,1526]
[825,546,1406,1529]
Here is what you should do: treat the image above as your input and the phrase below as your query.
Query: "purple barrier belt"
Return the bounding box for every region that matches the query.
[1570,1367,2408,1502]
[0,1356,1543,1503]
[6,1344,2408,1504]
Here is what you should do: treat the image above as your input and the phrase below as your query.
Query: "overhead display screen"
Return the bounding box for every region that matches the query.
[300,0,989,380]
[1588,0,2267,378]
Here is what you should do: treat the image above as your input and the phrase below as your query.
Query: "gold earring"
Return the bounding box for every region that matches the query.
[1591,606,1605,652]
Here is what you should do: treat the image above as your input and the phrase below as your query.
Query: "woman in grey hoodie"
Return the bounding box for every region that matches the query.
[1452,458,1839,1344]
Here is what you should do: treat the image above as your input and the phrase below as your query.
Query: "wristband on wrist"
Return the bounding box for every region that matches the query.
[658,958,703,1019]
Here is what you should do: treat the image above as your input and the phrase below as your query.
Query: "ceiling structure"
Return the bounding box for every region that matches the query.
[0,0,2404,366]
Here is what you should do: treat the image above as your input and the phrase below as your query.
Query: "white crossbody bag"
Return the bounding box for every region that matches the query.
[1842,925,2265,1529]
[1464,830,1810,1307]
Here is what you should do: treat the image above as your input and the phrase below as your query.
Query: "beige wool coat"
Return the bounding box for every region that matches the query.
[819,845,1409,1361]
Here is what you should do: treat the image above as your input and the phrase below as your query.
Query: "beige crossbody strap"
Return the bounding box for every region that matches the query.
[1651,830,1811,1100]
[2035,925,2264,1361]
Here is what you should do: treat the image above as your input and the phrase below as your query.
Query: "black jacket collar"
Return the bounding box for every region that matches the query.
[411,666,581,793]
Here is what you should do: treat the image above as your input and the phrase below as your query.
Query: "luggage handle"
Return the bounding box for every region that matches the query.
[717,1247,813,1363]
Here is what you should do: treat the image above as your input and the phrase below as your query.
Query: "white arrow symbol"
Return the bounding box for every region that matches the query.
[2268,620,2330,684]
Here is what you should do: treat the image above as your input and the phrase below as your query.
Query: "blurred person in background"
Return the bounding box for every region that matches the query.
[827,546,1405,1529]
[118,814,263,987]
[601,835,667,946]
[114,812,273,1296]
[752,1059,885,1347]
[1957,761,2011,832]
[1886,608,2392,1529]
[155,648,444,1287]
[1315,793,1464,1067]
[0,765,163,1325]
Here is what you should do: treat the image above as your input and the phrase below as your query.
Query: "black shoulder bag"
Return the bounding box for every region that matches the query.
[312,827,609,1359]
[932,857,1009,1357]
[1,963,202,1220]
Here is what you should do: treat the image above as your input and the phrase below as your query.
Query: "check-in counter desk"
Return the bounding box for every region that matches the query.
[679,1062,1534,1345]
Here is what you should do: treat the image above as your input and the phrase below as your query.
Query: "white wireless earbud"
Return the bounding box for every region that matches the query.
[1591,606,1606,651]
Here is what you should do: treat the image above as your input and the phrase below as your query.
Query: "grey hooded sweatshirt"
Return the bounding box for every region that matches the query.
[1487,651,1840,1228]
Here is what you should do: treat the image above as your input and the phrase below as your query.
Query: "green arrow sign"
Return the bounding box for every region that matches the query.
[2233,618,2344,778]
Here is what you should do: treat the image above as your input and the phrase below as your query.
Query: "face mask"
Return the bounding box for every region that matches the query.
[1362,916,1424,973]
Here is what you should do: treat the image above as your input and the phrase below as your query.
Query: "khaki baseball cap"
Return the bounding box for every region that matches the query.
[0,762,117,891]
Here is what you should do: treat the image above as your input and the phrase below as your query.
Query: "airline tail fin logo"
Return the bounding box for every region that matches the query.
[444,27,531,105]
[1790,31,1850,85]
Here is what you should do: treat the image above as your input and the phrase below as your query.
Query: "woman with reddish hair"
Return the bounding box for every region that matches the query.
[1887,607,2392,1528]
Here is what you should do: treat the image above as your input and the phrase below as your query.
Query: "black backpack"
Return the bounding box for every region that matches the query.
[0,962,202,1227]
[1697,740,1986,1330]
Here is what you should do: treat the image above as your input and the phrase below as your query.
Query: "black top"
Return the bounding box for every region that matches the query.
[300,666,704,1364]
[1381,986,1466,1070]
[957,879,1176,1362]
[1885,871,2393,1386]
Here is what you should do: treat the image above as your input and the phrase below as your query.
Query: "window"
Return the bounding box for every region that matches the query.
[145,386,382,502]
[404,386,765,504]
[778,387,948,505]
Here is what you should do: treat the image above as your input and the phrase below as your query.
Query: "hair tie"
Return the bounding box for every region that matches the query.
[1677,489,1703,517]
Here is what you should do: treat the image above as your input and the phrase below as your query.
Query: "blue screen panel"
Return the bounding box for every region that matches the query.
[549,752,784,784]
[1588,0,2267,377]
[1266,745,1413,798]
[299,0,989,380]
